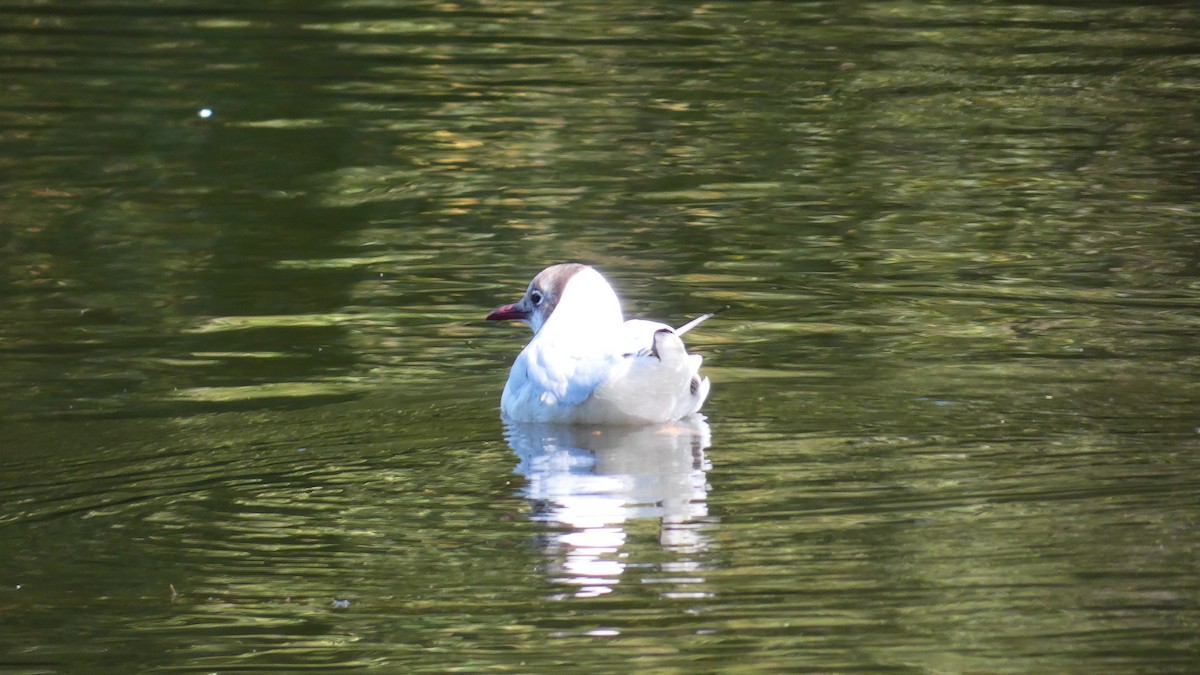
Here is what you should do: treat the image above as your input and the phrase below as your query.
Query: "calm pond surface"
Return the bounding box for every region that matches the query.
[2,1,1199,672]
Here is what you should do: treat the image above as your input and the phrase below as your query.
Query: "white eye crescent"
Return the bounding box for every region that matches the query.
[530,290,544,306]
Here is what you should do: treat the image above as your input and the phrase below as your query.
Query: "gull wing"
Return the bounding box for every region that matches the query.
[584,320,709,423]
[675,305,729,337]
[500,314,716,424]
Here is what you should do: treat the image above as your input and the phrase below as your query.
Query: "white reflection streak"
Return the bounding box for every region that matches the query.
[506,417,712,598]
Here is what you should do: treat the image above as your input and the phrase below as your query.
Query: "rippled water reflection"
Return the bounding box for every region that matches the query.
[509,418,713,599]
[2,0,1198,672]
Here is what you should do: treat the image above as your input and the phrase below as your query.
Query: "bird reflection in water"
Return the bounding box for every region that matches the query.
[505,416,713,599]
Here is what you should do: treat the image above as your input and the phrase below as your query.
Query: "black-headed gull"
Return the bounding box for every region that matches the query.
[487,263,715,425]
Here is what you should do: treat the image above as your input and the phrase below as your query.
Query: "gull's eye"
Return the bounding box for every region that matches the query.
[530,290,544,306]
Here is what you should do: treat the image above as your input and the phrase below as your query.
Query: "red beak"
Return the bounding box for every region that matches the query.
[486,302,529,322]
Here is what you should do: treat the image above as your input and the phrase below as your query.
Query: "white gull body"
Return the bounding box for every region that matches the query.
[487,264,713,425]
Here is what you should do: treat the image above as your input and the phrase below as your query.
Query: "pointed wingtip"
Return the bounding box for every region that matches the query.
[675,304,731,336]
